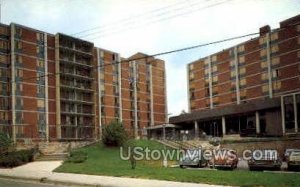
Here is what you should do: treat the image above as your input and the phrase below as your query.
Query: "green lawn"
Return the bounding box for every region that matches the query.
[55,140,300,187]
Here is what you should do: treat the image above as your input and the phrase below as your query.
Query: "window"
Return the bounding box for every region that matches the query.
[240,78,246,86]
[190,88,195,100]
[211,55,217,62]
[212,65,217,73]
[0,41,8,50]
[0,68,7,77]
[212,76,218,84]
[15,27,22,36]
[189,64,194,71]
[37,46,44,57]
[15,111,23,124]
[261,61,267,69]
[37,85,45,97]
[189,72,194,80]
[260,49,267,57]
[0,98,8,110]
[37,99,45,108]
[273,81,281,90]
[204,68,209,75]
[212,87,218,95]
[36,33,44,43]
[15,55,22,64]
[238,45,245,53]
[100,84,105,91]
[261,73,268,81]
[259,36,267,45]
[16,97,23,109]
[239,67,246,75]
[240,90,246,99]
[15,69,23,77]
[15,41,22,50]
[271,32,278,41]
[272,57,280,66]
[0,111,8,123]
[262,85,269,93]
[271,45,279,54]
[272,69,279,78]
[37,72,45,83]
[15,83,23,94]
[230,70,236,78]
[230,60,235,67]
[239,56,245,64]
[0,55,7,63]
[37,60,44,68]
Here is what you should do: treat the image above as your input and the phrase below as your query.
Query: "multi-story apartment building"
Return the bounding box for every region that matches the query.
[0,23,167,142]
[170,15,300,139]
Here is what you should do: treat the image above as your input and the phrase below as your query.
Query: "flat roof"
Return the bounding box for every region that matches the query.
[170,97,281,124]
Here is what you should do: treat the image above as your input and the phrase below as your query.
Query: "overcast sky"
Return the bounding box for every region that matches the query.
[1,0,300,116]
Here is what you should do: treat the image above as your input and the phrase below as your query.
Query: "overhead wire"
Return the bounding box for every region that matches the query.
[6,22,299,85]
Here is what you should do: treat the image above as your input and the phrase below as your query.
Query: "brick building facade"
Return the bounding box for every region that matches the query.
[0,23,167,142]
[170,15,300,139]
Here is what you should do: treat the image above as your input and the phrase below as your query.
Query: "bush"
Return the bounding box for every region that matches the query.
[0,148,35,168]
[0,132,12,154]
[102,120,127,147]
[66,151,87,163]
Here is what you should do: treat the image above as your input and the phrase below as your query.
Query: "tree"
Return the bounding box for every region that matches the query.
[102,120,127,147]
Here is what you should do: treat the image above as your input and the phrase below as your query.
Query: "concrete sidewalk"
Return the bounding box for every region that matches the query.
[0,161,228,187]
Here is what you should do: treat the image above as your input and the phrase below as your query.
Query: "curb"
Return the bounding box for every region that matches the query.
[0,174,111,187]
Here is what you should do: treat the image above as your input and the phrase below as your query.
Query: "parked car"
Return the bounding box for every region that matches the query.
[248,150,282,171]
[179,149,208,168]
[287,150,300,171]
[284,149,300,161]
[209,149,238,170]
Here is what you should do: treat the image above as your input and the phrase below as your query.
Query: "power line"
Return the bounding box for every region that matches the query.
[10,31,259,83]
[8,22,299,84]
[85,0,232,40]
[72,0,205,37]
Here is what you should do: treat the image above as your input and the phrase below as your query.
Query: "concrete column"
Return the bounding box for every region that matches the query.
[194,121,199,139]
[222,116,226,135]
[255,111,260,134]
[149,64,154,126]
[44,33,49,142]
[281,96,286,135]
[293,94,298,133]
[55,34,61,139]
[11,24,16,143]
[266,32,273,98]
[234,46,240,105]
[162,124,166,140]
[97,49,102,139]
[133,61,138,139]
[117,54,123,122]
[207,56,213,109]
[187,64,191,112]
[172,128,176,139]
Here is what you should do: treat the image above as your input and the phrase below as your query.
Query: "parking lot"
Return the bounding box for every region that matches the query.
[184,159,300,173]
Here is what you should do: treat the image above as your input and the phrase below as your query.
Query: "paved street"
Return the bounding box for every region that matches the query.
[0,178,74,187]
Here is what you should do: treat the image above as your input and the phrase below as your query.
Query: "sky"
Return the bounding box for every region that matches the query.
[1,0,300,117]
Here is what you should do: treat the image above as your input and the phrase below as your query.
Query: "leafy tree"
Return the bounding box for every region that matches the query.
[102,120,127,147]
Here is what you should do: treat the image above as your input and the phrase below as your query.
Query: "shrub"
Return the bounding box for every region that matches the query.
[102,120,127,147]
[0,148,35,168]
[0,132,12,155]
[67,151,87,163]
